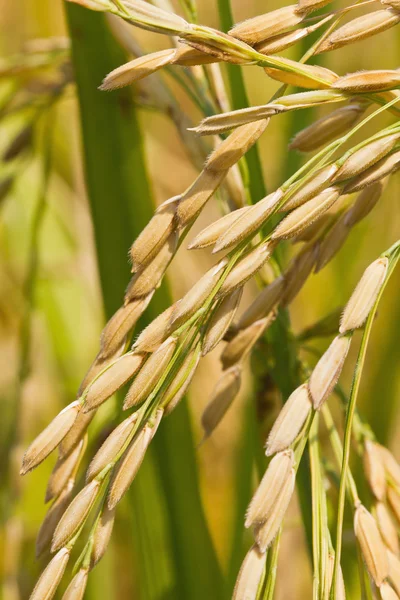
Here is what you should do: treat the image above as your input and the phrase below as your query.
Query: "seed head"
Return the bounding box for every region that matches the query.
[375,502,399,554]
[134,304,176,353]
[344,150,400,194]
[388,551,400,597]
[335,134,400,182]
[237,277,284,331]
[100,49,175,91]
[193,108,275,136]
[296,0,333,14]
[264,59,338,90]
[221,316,273,370]
[229,5,303,45]
[344,181,384,228]
[163,348,201,415]
[246,449,295,528]
[274,89,345,109]
[317,10,400,53]
[52,479,101,552]
[84,353,145,412]
[118,0,190,36]
[289,103,365,153]
[176,168,228,226]
[21,401,81,475]
[217,242,274,297]
[273,187,340,241]
[387,486,400,526]
[364,440,387,501]
[354,504,389,586]
[124,231,178,301]
[315,213,350,273]
[170,260,227,329]
[213,189,283,253]
[281,244,318,306]
[129,196,179,272]
[108,417,161,509]
[188,207,249,249]
[45,439,85,503]
[124,337,177,409]
[232,544,265,600]
[378,445,400,487]
[201,366,242,439]
[86,413,138,482]
[99,293,154,359]
[266,383,312,455]
[36,481,75,558]
[29,547,70,600]
[256,28,309,55]
[332,70,400,94]
[91,506,115,567]
[61,568,88,600]
[59,410,95,458]
[340,257,388,334]
[172,45,216,66]
[309,335,351,409]
[283,164,338,212]
[380,583,399,600]
[206,120,268,172]
[253,468,295,552]
[202,288,243,355]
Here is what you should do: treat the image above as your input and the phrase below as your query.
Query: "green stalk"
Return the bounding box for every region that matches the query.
[331,242,400,598]
[65,6,223,599]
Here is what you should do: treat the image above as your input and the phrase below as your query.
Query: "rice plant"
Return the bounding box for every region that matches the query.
[1,0,400,598]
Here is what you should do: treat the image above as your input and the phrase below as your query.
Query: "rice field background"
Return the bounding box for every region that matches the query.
[1,0,400,598]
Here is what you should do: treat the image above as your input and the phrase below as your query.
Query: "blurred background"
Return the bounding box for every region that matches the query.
[0,0,399,598]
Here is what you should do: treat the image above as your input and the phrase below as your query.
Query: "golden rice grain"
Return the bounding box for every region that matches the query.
[129,196,179,272]
[217,242,274,297]
[86,413,138,482]
[289,103,365,153]
[188,207,249,249]
[21,401,81,475]
[201,366,242,438]
[237,276,285,330]
[84,353,145,411]
[232,544,265,600]
[213,190,283,253]
[340,257,388,334]
[45,439,85,503]
[354,504,389,586]
[364,440,387,501]
[229,5,303,45]
[202,288,243,355]
[309,335,351,409]
[100,49,175,91]
[266,384,312,455]
[61,568,88,600]
[51,480,101,552]
[317,10,400,53]
[221,316,273,370]
[123,337,177,409]
[272,187,341,240]
[375,502,399,554]
[29,547,70,600]
[245,449,295,528]
[91,506,115,567]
